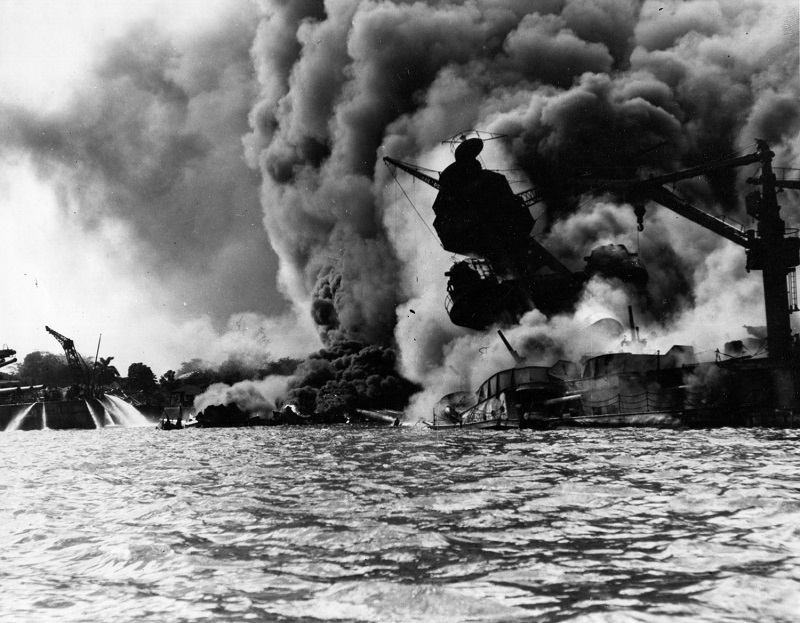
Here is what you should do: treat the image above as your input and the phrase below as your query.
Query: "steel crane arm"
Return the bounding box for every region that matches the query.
[516,187,544,208]
[45,325,91,383]
[45,325,73,349]
[639,152,762,186]
[572,151,765,247]
[639,185,750,248]
[383,157,440,190]
[573,152,764,195]
[528,238,574,277]
[384,156,544,206]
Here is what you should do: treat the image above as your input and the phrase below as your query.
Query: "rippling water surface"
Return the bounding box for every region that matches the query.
[2,426,800,622]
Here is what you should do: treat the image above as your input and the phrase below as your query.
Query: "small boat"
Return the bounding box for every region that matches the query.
[157,417,183,430]
[353,409,403,426]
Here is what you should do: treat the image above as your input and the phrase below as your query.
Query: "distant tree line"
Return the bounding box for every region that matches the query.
[6,350,302,406]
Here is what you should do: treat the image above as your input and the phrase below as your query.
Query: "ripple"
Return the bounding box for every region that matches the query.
[1,426,800,621]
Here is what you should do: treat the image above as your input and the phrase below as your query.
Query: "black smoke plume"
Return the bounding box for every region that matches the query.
[244,0,797,420]
[5,1,798,418]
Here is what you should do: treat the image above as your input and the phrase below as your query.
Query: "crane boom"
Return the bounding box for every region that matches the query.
[748,178,800,191]
[641,152,762,186]
[573,151,763,249]
[45,325,91,386]
[516,187,545,208]
[640,185,750,247]
[577,143,799,380]
[383,156,544,206]
[383,157,440,189]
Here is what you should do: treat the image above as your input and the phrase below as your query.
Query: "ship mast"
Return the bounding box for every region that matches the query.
[577,142,799,409]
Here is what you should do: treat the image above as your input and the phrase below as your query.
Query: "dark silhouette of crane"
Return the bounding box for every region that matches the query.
[45,326,93,391]
[573,140,799,410]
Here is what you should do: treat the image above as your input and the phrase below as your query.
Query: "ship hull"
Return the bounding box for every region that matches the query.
[0,400,101,431]
[521,407,800,429]
[424,417,519,430]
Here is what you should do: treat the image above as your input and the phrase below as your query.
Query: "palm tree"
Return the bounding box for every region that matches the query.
[95,356,120,386]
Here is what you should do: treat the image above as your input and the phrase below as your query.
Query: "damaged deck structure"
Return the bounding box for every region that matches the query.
[388,136,800,429]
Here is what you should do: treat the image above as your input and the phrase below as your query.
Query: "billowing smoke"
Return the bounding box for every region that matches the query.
[241,0,798,419]
[5,1,798,419]
[283,340,419,419]
[2,16,269,316]
[0,0,326,370]
[195,375,292,415]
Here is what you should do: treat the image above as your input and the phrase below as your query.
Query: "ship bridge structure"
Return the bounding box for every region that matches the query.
[385,137,800,412]
[384,133,648,331]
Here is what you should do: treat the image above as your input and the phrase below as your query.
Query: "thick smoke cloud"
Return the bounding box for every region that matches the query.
[6,1,796,417]
[241,0,798,418]
[195,375,292,415]
[0,1,283,326]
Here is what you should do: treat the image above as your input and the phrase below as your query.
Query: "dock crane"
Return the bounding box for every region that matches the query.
[45,326,94,393]
[573,141,799,409]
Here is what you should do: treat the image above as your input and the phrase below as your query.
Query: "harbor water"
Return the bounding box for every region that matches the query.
[1,426,800,622]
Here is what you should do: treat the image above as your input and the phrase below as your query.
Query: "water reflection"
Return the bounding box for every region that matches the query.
[0,427,798,622]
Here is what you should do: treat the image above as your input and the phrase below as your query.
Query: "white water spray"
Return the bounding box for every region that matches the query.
[103,402,119,426]
[84,400,104,429]
[41,403,48,430]
[5,403,37,432]
[102,395,150,427]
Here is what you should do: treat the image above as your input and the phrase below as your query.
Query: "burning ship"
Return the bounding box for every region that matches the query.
[386,132,649,332]
[385,133,800,429]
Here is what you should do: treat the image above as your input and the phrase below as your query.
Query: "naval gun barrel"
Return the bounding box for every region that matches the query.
[498,330,526,366]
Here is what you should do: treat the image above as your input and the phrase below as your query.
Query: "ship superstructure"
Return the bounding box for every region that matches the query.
[386,135,800,425]
[384,132,648,331]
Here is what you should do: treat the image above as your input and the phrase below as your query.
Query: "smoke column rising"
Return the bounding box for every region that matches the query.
[0,0,323,371]
[242,0,798,417]
[2,1,797,415]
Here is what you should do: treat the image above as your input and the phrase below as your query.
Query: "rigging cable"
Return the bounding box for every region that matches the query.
[386,163,443,247]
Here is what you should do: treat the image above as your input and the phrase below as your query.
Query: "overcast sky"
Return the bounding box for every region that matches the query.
[0,0,319,375]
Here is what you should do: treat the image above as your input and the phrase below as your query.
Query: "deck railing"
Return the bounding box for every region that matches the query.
[578,388,710,415]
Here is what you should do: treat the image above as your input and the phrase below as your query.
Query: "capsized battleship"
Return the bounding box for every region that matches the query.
[385,135,800,426]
